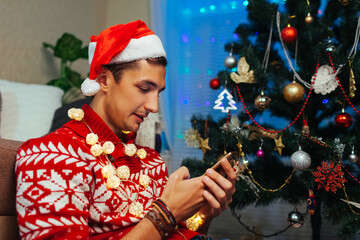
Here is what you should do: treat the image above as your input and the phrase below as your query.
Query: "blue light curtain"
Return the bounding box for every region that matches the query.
[151,0,248,172]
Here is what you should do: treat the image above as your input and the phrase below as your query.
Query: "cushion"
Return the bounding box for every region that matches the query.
[0,92,2,138]
[0,138,23,215]
[0,79,63,141]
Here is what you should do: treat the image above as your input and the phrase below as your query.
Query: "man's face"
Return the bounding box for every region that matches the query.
[102,59,166,134]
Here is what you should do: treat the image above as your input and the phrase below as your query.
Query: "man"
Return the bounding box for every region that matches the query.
[16,20,235,239]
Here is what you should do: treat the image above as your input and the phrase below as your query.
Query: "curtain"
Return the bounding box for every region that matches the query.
[151,0,248,172]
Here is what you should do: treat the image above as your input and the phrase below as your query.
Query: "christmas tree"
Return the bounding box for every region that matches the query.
[181,0,360,239]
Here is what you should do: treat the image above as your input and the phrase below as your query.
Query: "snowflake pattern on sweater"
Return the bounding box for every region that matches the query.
[15,105,169,239]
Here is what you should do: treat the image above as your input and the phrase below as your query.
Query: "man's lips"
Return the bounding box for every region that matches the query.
[134,113,147,121]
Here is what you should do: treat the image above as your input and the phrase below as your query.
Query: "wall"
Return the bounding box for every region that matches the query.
[0,0,150,85]
[106,0,151,28]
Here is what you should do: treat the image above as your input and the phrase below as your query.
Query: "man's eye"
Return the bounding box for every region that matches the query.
[139,87,150,92]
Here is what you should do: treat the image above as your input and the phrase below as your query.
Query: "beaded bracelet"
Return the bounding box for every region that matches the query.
[154,199,177,227]
[145,200,177,239]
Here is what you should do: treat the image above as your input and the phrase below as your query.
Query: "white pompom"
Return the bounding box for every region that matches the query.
[81,78,100,96]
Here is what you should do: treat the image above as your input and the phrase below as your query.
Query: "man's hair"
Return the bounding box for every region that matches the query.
[102,57,167,83]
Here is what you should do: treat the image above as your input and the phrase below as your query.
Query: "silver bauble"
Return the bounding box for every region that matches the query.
[325,39,336,53]
[348,148,358,163]
[288,210,304,228]
[291,147,311,171]
[224,54,237,69]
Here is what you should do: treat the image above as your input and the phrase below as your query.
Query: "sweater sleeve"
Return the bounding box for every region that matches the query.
[15,134,96,240]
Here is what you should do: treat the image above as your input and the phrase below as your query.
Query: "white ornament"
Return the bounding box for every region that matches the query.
[90,144,103,157]
[129,202,144,217]
[214,89,237,113]
[313,65,338,95]
[106,175,121,189]
[116,165,130,180]
[139,175,150,188]
[102,165,116,178]
[86,133,99,145]
[124,143,137,156]
[102,141,115,154]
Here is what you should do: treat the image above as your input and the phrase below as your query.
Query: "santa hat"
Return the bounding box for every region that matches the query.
[81,20,166,96]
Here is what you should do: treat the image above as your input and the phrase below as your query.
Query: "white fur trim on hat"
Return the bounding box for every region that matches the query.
[109,35,166,64]
[81,77,100,96]
[88,42,97,64]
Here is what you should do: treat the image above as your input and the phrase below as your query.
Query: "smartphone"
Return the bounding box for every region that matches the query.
[206,151,238,174]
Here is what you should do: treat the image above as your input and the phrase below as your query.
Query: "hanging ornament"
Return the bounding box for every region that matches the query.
[335,108,353,128]
[254,91,271,111]
[199,137,211,155]
[313,65,338,95]
[348,145,358,163]
[224,51,237,69]
[281,24,298,44]
[324,39,336,53]
[256,139,265,158]
[184,129,201,148]
[302,117,310,135]
[307,189,316,215]
[349,60,356,98]
[274,135,285,156]
[305,13,314,24]
[124,143,137,157]
[338,0,351,6]
[287,209,304,228]
[313,161,346,193]
[209,78,221,90]
[214,89,237,113]
[230,57,255,84]
[283,81,305,103]
[291,146,311,171]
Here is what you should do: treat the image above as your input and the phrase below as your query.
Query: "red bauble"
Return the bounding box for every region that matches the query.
[335,112,353,128]
[281,26,298,43]
[210,78,220,90]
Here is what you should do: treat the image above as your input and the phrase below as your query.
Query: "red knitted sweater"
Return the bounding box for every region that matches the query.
[16,105,199,239]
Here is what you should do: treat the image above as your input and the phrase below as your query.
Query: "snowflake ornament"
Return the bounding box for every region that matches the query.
[184,129,201,148]
[313,161,346,193]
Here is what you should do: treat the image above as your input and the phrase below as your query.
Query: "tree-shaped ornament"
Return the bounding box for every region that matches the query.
[213,89,237,113]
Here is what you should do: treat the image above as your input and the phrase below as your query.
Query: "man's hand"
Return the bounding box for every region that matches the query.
[199,157,236,220]
[160,167,206,223]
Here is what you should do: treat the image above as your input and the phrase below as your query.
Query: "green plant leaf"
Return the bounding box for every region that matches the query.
[47,77,72,92]
[54,33,83,62]
[64,66,82,88]
[43,42,55,51]
[80,46,89,59]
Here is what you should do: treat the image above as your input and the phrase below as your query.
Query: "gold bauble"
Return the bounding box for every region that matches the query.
[254,93,271,111]
[305,13,313,24]
[283,82,305,103]
[338,0,350,6]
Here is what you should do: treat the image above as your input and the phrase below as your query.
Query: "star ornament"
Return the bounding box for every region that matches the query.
[199,137,211,155]
[230,57,255,84]
[274,135,285,155]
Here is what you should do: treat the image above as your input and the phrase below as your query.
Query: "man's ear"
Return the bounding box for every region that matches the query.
[97,67,111,92]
